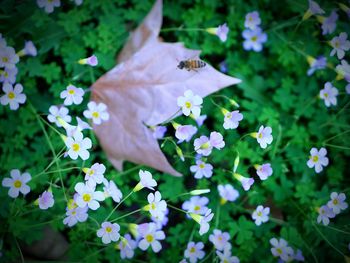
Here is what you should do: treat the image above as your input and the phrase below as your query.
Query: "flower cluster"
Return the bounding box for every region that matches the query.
[317,192,348,226]
[242,11,267,52]
[0,35,36,110]
[270,237,304,262]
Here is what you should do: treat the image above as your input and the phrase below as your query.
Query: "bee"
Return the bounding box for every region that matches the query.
[177,59,206,72]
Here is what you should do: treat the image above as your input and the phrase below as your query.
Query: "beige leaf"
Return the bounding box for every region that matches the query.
[91,0,241,176]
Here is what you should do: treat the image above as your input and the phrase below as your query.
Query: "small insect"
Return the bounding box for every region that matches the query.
[177,59,206,72]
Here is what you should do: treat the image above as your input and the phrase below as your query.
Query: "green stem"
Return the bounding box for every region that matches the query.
[168,204,188,214]
[323,130,350,143]
[161,27,206,33]
[110,208,142,222]
[324,143,350,150]
[104,190,134,221]
[312,223,345,256]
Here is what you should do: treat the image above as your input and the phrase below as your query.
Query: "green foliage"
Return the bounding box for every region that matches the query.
[0,0,350,262]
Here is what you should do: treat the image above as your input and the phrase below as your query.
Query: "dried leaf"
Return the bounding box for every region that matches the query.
[91,0,241,176]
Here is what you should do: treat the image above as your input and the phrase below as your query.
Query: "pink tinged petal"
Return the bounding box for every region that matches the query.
[151,240,162,253]
[94,191,105,201]
[102,234,111,244]
[21,172,31,183]
[8,187,20,198]
[319,147,327,156]
[79,150,90,160]
[310,148,318,155]
[9,101,19,110]
[74,182,85,194]
[3,83,13,93]
[76,196,86,208]
[2,178,13,187]
[315,164,323,173]
[97,228,104,237]
[138,239,150,251]
[14,84,23,94]
[20,184,30,195]
[155,231,165,240]
[88,200,100,210]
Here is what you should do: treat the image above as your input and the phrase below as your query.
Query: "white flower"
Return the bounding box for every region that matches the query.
[71,0,83,6]
[270,238,294,262]
[336,60,350,81]
[306,147,329,173]
[0,83,26,110]
[199,209,214,235]
[119,234,136,259]
[65,130,92,160]
[209,229,230,251]
[83,163,106,188]
[36,0,61,13]
[65,116,92,137]
[182,196,209,215]
[151,208,169,229]
[74,182,105,210]
[0,46,19,69]
[190,160,213,179]
[234,173,254,191]
[327,192,348,215]
[18,41,37,57]
[216,245,240,263]
[321,10,338,35]
[194,135,212,156]
[317,205,335,225]
[0,67,18,84]
[60,84,84,105]
[134,170,157,191]
[63,206,88,227]
[184,242,205,263]
[244,11,261,30]
[209,131,225,150]
[252,205,270,226]
[330,33,350,60]
[38,190,55,210]
[47,105,71,127]
[138,222,165,253]
[307,0,325,16]
[2,169,31,198]
[78,55,98,66]
[83,101,109,125]
[0,33,6,48]
[97,221,120,244]
[103,179,122,203]
[256,125,273,148]
[217,184,239,203]
[175,124,198,143]
[214,23,229,42]
[320,82,338,107]
[255,163,273,180]
[147,191,167,219]
[223,110,243,129]
[177,90,203,118]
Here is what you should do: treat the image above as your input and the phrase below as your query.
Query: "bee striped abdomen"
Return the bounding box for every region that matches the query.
[190,60,206,68]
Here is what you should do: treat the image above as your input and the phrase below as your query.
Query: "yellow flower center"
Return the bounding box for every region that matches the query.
[224,260,229,263]
[333,199,338,205]
[199,163,205,169]
[249,17,253,21]
[324,93,328,98]
[190,247,196,253]
[146,234,154,243]
[277,248,283,254]
[88,169,95,176]
[226,113,232,119]
[218,236,222,241]
[92,111,100,118]
[4,71,8,77]
[194,205,201,211]
[2,57,8,63]
[200,142,210,149]
[8,92,15,99]
[151,203,156,210]
[13,180,22,188]
[72,210,77,215]
[251,36,257,42]
[68,89,75,95]
[257,211,262,216]
[335,41,339,48]
[185,101,192,109]
[83,193,91,202]
[258,133,263,138]
[106,226,112,233]
[312,155,319,162]
[72,143,80,152]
